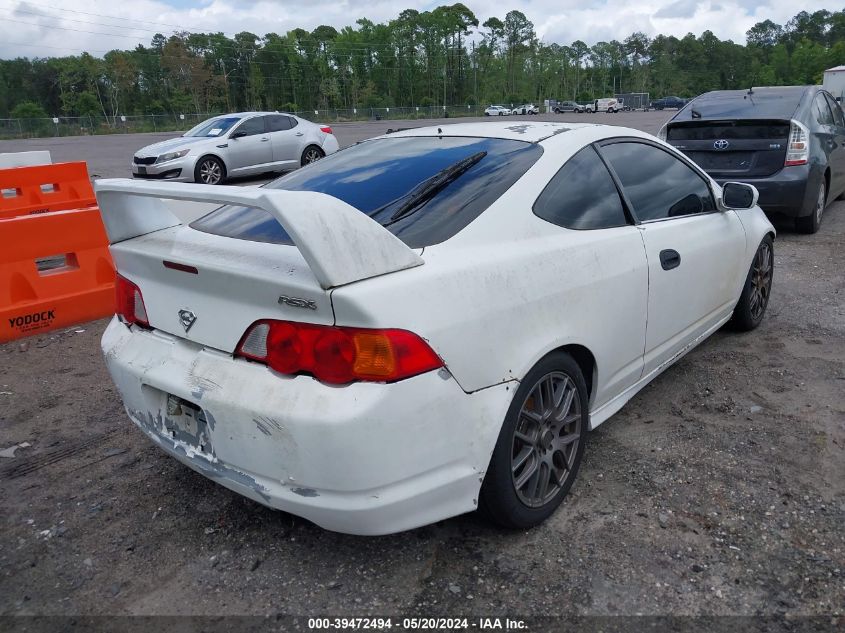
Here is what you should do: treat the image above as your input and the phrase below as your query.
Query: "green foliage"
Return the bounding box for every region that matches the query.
[10,101,47,118]
[1,6,843,118]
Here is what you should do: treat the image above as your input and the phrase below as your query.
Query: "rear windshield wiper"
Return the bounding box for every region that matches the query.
[381,151,487,226]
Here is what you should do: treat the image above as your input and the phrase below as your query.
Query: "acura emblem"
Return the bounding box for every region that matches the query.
[714,139,730,150]
[178,309,197,333]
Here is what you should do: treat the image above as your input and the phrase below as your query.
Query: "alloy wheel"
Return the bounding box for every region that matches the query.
[199,159,222,184]
[303,148,323,164]
[749,240,773,322]
[511,371,582,508]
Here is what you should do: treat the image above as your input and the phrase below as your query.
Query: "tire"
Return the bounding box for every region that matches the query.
[730,235,774,331]
[301,145,325,167]
[795,180,826,234]
[480,351,588,529]
[194,155,225,185]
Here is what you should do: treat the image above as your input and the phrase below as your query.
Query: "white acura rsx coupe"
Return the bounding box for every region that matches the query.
[96,121,775,535]
[131,112,339,184]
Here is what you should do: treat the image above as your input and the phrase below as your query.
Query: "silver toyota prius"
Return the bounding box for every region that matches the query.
[131,112,340,184]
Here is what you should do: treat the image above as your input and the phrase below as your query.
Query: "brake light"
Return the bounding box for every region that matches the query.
[785,119,810,166]
[320,126,333,134]
[115,274,149,327]
[235,320,443,384]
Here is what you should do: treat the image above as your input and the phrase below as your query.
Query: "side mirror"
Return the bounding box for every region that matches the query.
[721,182,759,210]
[230,130,247,139]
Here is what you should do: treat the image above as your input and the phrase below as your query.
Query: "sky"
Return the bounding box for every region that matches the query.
[0,0,840,59]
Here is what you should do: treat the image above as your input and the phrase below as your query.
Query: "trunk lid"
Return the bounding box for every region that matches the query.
[666,119,790,178]
[111,225,333,353]
[95,179,425,353]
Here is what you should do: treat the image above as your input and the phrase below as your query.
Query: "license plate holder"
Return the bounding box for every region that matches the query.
[162,395,214,457]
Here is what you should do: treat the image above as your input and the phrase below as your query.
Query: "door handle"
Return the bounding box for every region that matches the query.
[260,137,270,142]
[295,132,304,137]
[659,249,681,270]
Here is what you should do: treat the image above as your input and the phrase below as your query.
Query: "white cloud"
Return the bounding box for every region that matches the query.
[0,0,841,59]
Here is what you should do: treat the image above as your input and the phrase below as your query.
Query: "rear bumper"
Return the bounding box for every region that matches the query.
[716,164,819,218]
[101,317,512,535]
[321,135,340,156]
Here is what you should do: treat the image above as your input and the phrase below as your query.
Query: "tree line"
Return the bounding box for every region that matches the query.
[1,6,843,120]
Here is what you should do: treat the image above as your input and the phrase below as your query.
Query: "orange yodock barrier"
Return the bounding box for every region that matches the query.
[0,162,96,220]
[1,161,115,343]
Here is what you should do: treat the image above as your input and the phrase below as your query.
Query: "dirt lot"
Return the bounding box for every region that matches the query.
[0,118,843,625]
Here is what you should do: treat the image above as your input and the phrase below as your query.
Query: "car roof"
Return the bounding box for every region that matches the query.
[211,111,294,118]
[671,86,813,121]
[377,121,599,143]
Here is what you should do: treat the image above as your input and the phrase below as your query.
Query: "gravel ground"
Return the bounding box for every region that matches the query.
[0,116,843,626]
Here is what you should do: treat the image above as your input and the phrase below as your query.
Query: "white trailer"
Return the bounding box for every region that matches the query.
[823,66,845,102]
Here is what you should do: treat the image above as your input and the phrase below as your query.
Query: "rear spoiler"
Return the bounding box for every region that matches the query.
[94,179,423,290]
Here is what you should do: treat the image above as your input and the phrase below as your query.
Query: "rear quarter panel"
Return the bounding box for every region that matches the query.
[330,127,653,408]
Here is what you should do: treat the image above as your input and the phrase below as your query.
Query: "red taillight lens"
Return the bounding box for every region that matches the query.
[785,119,810,166]
[235,320,443,384]
[320,126,333,134]
[115,274,149,327]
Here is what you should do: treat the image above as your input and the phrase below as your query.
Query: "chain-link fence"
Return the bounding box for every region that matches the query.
[0,105,495,140]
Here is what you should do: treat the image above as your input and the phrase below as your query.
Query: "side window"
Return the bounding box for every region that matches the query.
[288,116,299,129]
[824,93,845,127]
[600,141,715,222]
[533,145,628,230]
[232,117,266,137]
[814,94,835,126]
[267,115,292,132]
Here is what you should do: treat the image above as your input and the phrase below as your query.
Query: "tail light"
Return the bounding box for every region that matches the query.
[785,119,810,166]
[320,126,333,134]
[115,274,149,327]
[235,320,443,385]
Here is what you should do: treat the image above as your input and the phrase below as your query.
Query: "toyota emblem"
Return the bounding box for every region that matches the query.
[714,139,730,150]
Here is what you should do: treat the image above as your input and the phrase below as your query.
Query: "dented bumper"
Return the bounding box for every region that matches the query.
[101,317,512,535]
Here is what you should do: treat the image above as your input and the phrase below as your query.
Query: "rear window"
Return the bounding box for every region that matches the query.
[672,88,806,121]
[191,136,543,248]
[667,120,790,140]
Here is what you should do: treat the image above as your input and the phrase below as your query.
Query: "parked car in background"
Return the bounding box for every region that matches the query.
[585,98,621,113]
[99,121,774,535]
[651,96,688,110]
[131,112,338,185]
[511,104,539,115]
[554,101,586,113]
[659,85,845,233]
[484,105,511,116]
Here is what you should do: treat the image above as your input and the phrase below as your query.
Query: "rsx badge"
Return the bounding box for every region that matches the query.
[278,295,317,310]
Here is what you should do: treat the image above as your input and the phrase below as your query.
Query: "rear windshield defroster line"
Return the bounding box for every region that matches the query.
[190,136,543,249]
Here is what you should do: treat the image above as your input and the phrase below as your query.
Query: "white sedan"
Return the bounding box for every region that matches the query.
[131,112,339,184]
[96,122,775,535]
[512,104,540,115]
[484,105,511,116]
